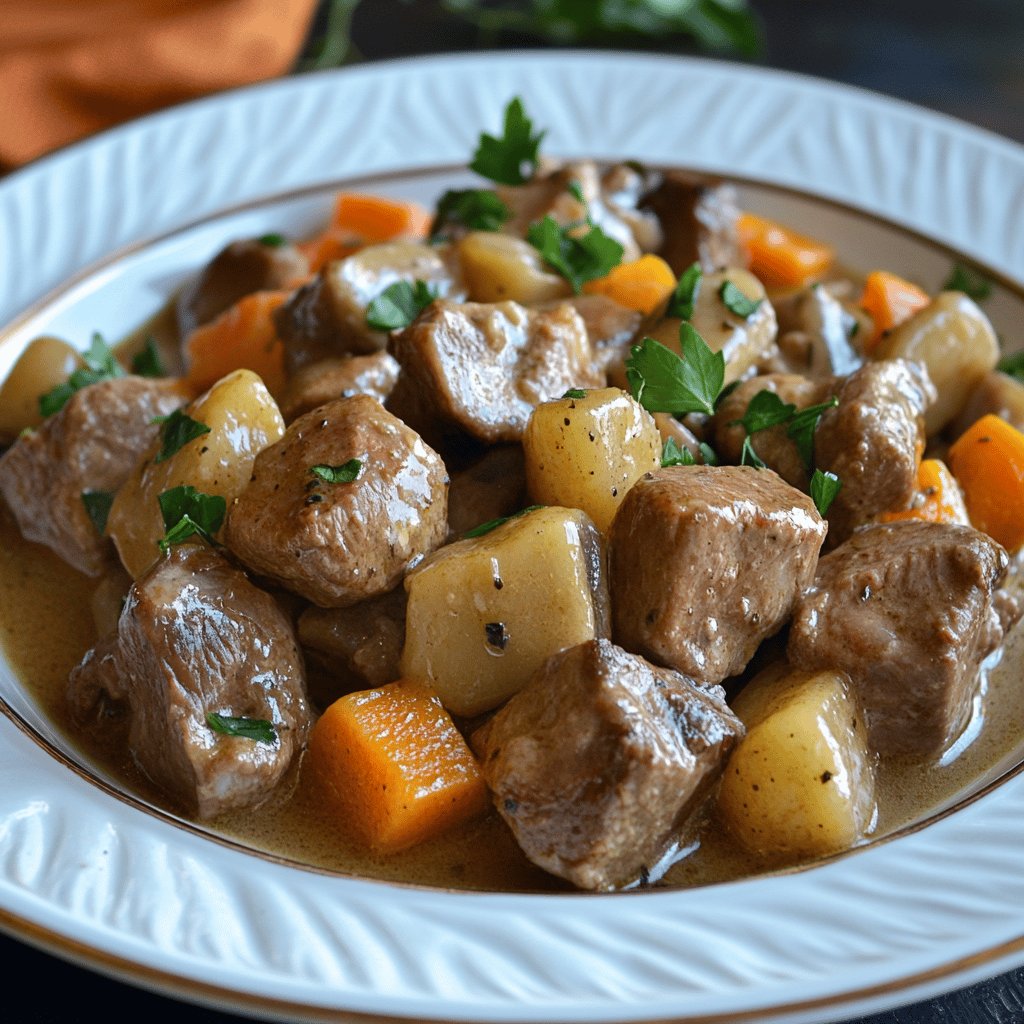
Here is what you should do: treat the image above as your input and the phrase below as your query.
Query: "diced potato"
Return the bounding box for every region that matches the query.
[306,678,489,852]
[0,336,84,442]
[645,268,778,384]
[874,291,999,435]
[716,664,877,862]
[458,231,572,304]
[401,506,609,717]
[107,369,285,578]
[523,387,661,532]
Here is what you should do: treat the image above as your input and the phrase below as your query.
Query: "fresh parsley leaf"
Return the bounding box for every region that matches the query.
[157,485,226,553]
[366,280,439,331]
[154,409,211,464]
[38,332,125,417]
[699,442,719,466]
[131,336,165,378]
[206,712,276,743]
[258,233,287,248]
[729,390,796,435]
[566,179,585,204]
[661,436,695,467]
[562,388,588,400]
[943,262,992,302]
[786,397,839,469]
[625,324,725,417]
[810,469,842,517]
[310,459,362,484]
[998,351,1024,382]
[667,262,702,320]
[431,189,511,238]
[719,280,763,319]
[470,97,545,186]
[739,435,766,469]
[464,504,545,539]
[526,214,624,293]
[81,490,114,535]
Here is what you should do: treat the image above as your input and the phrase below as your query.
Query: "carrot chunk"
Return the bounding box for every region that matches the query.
[307,679,489,852]
[859,270,930,352]
[330,193,431,244]
[736,212,834,290]
[582,254,676,314]
[183,290,289,399]
[879,459,968,526]
[948,414,1024,552]
[296,232,362,274]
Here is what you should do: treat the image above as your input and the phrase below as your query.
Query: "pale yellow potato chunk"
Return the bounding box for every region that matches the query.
[874,291,998,435]
[523,387,661,532]
[458,231,572,305]
[646,268,778,384]
[401,506,609,717]
[0,336,84,442]
[716,664,877,862]
[108,369,285,578]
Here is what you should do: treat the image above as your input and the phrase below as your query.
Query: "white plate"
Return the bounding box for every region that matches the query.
[2,51,1024,1024]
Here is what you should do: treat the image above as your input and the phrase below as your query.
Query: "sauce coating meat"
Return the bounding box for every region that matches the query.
[1,97,1023,893]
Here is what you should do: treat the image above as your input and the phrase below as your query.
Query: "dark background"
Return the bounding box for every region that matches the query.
[3,1,1023,1021]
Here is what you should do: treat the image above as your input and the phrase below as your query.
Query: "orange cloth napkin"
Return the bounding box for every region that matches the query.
[0,0,319,170]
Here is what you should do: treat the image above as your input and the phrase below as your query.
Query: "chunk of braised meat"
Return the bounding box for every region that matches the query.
[68,545,311,818]
[224,395,448,608]
[446,444,528,537]
[560,294,642,373]
[476,638,744,891]
[814,358,935,545]
[0,376,189,576]
[712,373,835,491]
[788,521,1017,758]
[279,352,399,423]
[772,284,862,378]
[177,237,308,340]
[275,242,463,371]
[610,466,826,684]
[948,369,1024,439]
[298,587,406,703]
[639,172,741,275]
[387,300,602,447]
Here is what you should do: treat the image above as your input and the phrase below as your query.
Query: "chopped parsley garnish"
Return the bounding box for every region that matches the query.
[810,469,842,517]
[464,504,545,539]
[470,96,545,186]
[154,409,211,463]
[719,280,763,319]
[699,442,719,466]
[131,336,165,378]
[431,189,511,238]
[258,233,287,248]
[943,261,992,302]
[157,485,226,553]
[729,391,838,471]
[562,388,588,400]
[661,437,694,467]
[526,214,624,293]
[786,397,839,469]
[206,712,276,743]
[667,262,702,320]
[81,490,114,535]
[625,324,725,417]
[566,179,586,204]
[998,351,1024,382]
[310,460,362,484]
[38,332,125,417]
[366,280,439,331]
[729,390,796,435]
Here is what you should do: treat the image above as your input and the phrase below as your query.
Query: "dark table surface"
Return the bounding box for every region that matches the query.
[4,1,1023,1021]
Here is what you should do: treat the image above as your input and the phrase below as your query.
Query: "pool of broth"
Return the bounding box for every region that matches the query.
[2,496,1023,893]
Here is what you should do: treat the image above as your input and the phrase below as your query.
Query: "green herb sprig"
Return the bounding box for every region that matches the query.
[206,712,276,743]
[39,333,125,417]
[431,189,511,239]
[310,460,363,484]
[464,504,545,539]
[131,336,165,378]
[667,262,702,320]
[625,324,725,417]
[366,280,439,331]
[154,409,211,464]
[943,261,992,302]
[810,470,842,517]
[157,485,226,553]
[470,96,545,186]
[526,214,624,293]
[719,279,763,319]
[81,491,115,535]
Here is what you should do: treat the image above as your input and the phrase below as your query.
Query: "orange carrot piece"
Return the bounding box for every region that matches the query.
[736,212,834,290]
[859,270,930,352]
[184,290,289,398]
[330,193,431,244]
[582,254,677,314]
[307,678,489,852]
[296,231,362,274]
[879,459,968,526]
[948,414,1024,552]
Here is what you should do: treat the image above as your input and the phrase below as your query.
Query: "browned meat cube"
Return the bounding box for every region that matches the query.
[788,521,1013,758]
[177,237,308,339]
[388,300,601,446]
[610,466,826,684]
[561,293,642,374]
[640,172,741,274]
[68,546,311,818]
[224,394,448,607]
[0,375,189,576]
[772,283,862,378]
[477,638,744,891]
[815,359,935,545]
[446,444,527,537]
[278,352,400,423]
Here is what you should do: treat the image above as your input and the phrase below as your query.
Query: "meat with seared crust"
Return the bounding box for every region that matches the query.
[279,352,399,423]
